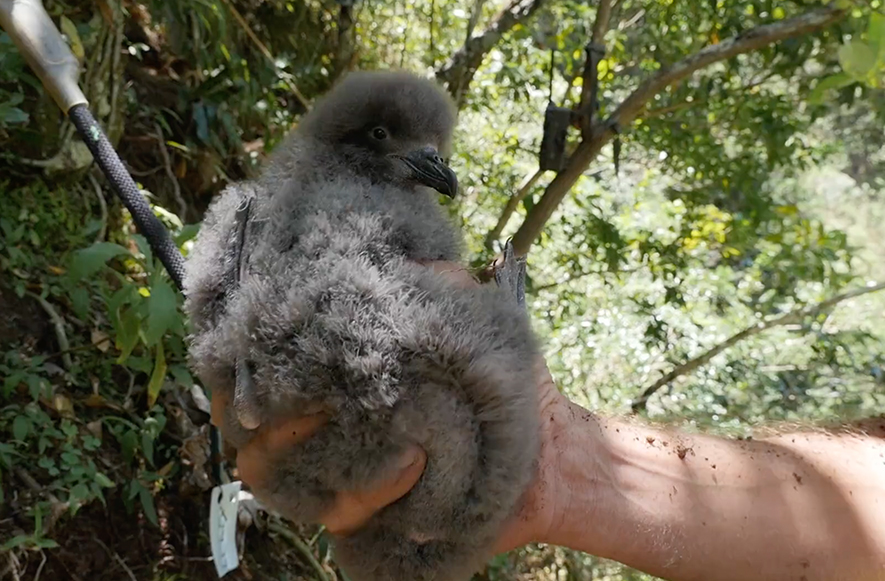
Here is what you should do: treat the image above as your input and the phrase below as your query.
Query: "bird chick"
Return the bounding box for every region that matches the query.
[183,70,539,581]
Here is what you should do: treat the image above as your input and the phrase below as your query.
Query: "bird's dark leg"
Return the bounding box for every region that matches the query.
[493,239,527,309]
[231,196,262,430]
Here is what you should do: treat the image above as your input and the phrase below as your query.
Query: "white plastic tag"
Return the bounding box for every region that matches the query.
[210,481,242,577]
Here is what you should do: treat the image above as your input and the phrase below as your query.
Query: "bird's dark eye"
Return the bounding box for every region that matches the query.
[372,127,388,140]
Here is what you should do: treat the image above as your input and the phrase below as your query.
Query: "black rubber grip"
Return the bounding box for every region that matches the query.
[68,104,186,291]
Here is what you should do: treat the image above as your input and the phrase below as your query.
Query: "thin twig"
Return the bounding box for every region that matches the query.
[87,172,108,243]
[643,100,698,118]
[429,0,436,64]
[630,281,885,412]
[126,165,163,177]
[464,0,486,42]
[218,0,309,109]
[44,341,107,361]
[436,0,548,104]
[93,538,138,581]
[13,467,71,535]
[484,168,544,249]
[26,292,72,370]
[3,552,22,581]
[154,122,187,220]
[533,265,638,291]
[32,552,47,581]
[267,521,329,581]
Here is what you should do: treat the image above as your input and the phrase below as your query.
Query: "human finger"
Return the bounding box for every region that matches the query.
[235,413,329,488]
[321,445,427,536]
[423,260,482,288]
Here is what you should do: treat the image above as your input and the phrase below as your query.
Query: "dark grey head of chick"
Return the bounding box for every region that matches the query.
[298,70,459,198]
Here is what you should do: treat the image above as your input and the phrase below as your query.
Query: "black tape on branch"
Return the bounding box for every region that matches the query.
[68,104,186,290]
[539,104,571,172]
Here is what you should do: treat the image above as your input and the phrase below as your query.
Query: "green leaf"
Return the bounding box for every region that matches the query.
[193,102,210,144]
[141,431,154,466]
[59,15,85,60]
[868,12,885,60]
[0,535,30,551]
[139,485,159,526]
[144,279,179,346]
[95,472,115,488]
[808,73,856,104]
[170,365,194,389]
[0,107,28,125]
[12,415,31,441]
[70,242,130,282]
[34,538,59,549]
[120,430,138,464]
[115,307,141,364]
[174,223,201,246]
[132,234,153,268]
[146,342,167,408]
[69,483,91,506]
[838,40,877,81]
[69,287,91,322]
[3,371,26,397]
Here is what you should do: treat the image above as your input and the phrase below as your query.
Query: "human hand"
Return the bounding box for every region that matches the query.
[213,261,469,534]
[217,259,574,551]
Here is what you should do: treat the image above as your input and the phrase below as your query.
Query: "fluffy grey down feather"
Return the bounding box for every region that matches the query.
[183,70,540,581]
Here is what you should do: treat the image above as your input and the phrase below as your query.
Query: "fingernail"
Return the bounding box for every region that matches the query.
[398,448,420,470]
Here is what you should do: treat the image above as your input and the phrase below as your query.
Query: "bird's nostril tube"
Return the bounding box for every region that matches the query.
[433,155,444,164]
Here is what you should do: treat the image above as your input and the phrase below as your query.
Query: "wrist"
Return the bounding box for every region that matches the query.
[534,398,611,552]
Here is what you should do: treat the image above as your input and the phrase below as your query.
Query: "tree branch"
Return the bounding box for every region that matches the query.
[464,0,487,43]
[436,0,548,105]
[484,168,544,249]
[577,0,614,139]
[219,0,309,110]
[333,4,356,76]
[630,281,885,413]
[509,5,846,255]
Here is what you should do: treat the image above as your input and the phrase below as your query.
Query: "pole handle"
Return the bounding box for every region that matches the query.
[0,0,87,113]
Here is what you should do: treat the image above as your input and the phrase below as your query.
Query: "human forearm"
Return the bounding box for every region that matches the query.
[547,403,885,581]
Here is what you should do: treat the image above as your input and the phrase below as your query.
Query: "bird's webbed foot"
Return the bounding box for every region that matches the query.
[492,239,527,309]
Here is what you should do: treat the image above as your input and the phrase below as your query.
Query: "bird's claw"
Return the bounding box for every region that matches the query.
[493,239,527,309]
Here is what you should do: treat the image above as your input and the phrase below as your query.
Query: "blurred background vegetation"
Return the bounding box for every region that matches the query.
[1,0,883,579]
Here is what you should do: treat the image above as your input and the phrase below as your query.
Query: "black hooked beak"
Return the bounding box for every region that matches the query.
[399,146,458,198]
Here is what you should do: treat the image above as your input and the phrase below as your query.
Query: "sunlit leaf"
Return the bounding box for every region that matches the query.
[868,12,885,60]
[59,16,85,60]
[115,308,141,364]
[144,279,179,346]
[146,342,167,408]
[70,242,130,282]
[838,40,877,81]
[808,73,855,104]
[95,472,115,488]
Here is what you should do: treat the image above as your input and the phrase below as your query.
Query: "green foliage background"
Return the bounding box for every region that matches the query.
[0,0,883,579]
